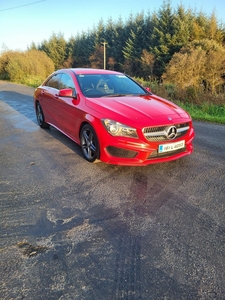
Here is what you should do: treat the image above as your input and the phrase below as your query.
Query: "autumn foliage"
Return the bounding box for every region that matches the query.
[0,50,54,85]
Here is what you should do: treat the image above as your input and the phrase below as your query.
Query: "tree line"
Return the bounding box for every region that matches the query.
[1,1,225,94]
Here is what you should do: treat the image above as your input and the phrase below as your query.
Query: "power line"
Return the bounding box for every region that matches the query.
[0,0,46,11]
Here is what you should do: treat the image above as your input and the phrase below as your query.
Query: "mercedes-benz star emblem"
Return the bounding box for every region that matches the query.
[166,126,177,140]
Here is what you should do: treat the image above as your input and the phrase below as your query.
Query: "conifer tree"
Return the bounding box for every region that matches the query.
[72,31,94,67]
[122,12,146,76]
[149,0,176,77]
[38,32,66,69]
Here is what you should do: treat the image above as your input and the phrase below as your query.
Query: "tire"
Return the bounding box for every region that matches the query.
[36,101,49,128]
[80,124,100,163]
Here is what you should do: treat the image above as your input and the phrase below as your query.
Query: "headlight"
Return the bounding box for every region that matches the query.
[102,119,138,138]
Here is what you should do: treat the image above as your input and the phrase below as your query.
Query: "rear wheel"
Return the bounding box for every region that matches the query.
[80,124,100,163]
[36,101,49,128]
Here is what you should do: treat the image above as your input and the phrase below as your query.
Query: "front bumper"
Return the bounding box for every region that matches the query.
[98,127,195,166]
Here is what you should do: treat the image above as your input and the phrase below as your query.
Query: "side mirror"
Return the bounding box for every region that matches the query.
[58,88,76,98]
[145,87,151,93]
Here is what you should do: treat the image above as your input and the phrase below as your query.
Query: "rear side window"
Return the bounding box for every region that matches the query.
[44,74,61,89]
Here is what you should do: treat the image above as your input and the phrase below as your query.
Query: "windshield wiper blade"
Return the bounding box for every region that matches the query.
[102,94,126,97]
[101,93,148,98]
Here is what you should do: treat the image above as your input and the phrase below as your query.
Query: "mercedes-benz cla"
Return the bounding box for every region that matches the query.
[34,68,194,166]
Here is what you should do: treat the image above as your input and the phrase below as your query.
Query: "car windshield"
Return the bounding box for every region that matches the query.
[76,74,149,98]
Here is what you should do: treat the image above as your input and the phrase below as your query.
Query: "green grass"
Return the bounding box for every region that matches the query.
[175,101,225,124]
[16,76,44,88]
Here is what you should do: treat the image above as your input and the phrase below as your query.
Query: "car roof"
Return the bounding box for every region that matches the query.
[57,68,122,75]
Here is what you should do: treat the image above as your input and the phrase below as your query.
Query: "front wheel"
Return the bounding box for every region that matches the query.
[80,124,100,163]
[36,101,49,128]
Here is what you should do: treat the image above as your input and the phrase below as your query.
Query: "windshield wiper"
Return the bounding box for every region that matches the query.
[101,93,149,98]
[102,94,126,97]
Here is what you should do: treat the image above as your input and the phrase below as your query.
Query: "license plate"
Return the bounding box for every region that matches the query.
[158,140,185,153]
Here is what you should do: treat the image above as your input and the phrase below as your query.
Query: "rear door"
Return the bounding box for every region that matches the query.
[41,73,61,126]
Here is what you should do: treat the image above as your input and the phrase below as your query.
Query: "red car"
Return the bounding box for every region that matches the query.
[34,68,194,166]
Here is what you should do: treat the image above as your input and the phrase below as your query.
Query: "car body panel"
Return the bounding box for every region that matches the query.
[85,95,189,126]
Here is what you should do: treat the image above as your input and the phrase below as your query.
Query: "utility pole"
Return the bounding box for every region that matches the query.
[101,41,108,69]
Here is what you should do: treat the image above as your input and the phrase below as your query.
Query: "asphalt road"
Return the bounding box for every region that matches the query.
[0,81,225,300]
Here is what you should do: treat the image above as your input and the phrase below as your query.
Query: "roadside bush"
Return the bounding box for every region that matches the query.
[0,51,17,80]
[0,50,55,86]
[142,82,225,107]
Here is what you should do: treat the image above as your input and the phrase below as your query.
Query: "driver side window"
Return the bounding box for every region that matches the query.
[60,73,76,94]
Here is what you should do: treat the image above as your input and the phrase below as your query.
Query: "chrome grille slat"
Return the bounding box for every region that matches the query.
[143,123,190,142]
[177,126,189,133]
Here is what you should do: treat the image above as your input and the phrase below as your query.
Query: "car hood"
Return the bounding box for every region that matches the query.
[85,94,190,126]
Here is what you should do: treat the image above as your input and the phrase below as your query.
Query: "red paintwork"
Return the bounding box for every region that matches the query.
[34,68,194,166]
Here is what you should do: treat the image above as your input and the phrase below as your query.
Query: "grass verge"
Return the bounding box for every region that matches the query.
[175,101,225,124]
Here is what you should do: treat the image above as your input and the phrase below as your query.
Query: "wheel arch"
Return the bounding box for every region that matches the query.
[79,119,101,161]
[79,121,90,137]
[34,99,39,110]
[78,113,102,139]
[35,100,49,129]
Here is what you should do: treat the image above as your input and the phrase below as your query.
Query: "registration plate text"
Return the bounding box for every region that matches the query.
[158,140,185,153]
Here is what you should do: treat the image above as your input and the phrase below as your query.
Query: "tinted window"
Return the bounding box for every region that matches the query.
[60,74,75,90]
[76,74,147,98]
[44,74,61,89]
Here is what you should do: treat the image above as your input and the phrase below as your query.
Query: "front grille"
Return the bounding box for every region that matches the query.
[143,123,190,142]
[106,146,138,158]
[148,147,186,159]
